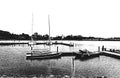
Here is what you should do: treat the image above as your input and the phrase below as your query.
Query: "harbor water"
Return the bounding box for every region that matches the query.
[0,41,120,78]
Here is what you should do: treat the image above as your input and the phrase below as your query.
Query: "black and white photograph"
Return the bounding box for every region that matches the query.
[0,0,120,78]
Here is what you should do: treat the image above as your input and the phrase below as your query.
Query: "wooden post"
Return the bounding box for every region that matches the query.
[31,46,33,56]
[71,57,75,78]
[98,46,100,52]
[57,46,58,53]
[102,45,104,51]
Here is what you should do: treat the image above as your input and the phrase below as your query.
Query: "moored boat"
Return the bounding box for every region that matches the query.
[26,52,61,60]
[75,49,101,60]
[26,14,61,60]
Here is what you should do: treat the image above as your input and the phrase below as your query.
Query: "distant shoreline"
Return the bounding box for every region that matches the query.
[0,30,120,41]
[0,40,120,41]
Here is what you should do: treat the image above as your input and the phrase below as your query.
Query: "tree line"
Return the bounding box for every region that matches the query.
[0,30,120,41]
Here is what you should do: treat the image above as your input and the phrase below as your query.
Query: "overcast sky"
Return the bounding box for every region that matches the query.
[0,0,120,38]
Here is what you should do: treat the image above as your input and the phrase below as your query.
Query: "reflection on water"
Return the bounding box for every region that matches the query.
[0,41,120,77]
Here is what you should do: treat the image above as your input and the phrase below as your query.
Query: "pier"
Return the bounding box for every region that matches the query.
[60,52,77,56]
[26,51,102,61]
[37,42,74,46]
[100,45,120,59]
[26,45,120,60]
[0,42,28,45]
[101,51,120,59]
[0,41,74,46]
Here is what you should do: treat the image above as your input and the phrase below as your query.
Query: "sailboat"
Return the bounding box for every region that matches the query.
[26,14,61,60]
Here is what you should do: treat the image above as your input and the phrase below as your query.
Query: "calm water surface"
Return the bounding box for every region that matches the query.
[0,41,120,78]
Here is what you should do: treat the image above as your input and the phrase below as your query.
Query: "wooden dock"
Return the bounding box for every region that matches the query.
[0,42,28,45]
[60,52,77,56]
[101,51,120,59]
[37,42,74,46]
[0,41,74,46]
[26,47,120,60]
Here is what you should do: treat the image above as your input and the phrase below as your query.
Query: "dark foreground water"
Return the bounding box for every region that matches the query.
[0,41,120,78]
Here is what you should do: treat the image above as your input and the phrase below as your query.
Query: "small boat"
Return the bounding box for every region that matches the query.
[75,49,100,60]
[76,49,91,56]
[26,49,61,60]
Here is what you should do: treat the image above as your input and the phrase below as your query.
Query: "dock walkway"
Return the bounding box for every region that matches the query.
[0,41,74,46]
[101,51,120,58]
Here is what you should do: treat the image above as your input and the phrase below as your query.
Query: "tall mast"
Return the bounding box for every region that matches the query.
[30,13,34,51]
[31,13,34,42]
[48,14,51,44]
